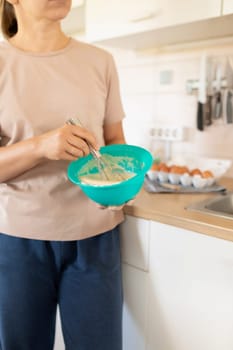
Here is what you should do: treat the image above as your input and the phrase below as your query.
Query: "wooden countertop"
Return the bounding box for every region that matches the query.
[124,177,233,242]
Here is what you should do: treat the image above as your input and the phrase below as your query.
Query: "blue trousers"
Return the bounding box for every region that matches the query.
[0,226,122,350]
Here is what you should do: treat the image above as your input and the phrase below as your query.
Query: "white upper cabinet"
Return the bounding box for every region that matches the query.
[222,0,233,14]
[86,0,159,40]
[86,0,222,41]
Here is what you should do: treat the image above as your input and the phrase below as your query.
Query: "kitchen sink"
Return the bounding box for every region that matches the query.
[186,192,233,220]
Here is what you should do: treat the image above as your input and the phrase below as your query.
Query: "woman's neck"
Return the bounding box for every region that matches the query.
[9,25,70,53]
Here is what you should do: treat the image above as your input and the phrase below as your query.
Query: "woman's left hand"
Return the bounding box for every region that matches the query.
[97,199,135,211]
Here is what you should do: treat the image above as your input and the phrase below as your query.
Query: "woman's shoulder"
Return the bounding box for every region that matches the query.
[71,38,114,63]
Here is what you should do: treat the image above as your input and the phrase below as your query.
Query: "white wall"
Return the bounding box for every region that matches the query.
[105,39,233,177]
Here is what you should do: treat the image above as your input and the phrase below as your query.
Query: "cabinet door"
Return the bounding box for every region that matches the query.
[147,221,233,350]
[222,0,233,14]
[120,215,150,271]
[86,0,221,41]
[122,263,148,350]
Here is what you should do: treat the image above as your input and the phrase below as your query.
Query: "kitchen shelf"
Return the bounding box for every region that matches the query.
[89,14,233,51]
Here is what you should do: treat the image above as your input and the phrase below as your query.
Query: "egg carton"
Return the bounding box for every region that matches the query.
[145,156,231,193]
[166,156,232,179]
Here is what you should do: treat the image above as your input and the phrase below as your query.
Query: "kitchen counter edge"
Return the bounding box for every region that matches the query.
[123,177,233,242]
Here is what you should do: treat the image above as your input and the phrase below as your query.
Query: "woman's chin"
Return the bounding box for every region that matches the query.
[46,2,71,21]
[47,9,71,22]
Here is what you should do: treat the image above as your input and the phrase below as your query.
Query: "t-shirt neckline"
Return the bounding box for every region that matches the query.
[4,36,75,57]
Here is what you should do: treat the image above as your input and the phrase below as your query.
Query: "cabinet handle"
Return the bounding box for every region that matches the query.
[129,11,159,23]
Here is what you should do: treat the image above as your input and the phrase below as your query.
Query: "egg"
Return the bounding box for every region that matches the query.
[159,164,170,173]
[169,165,179,173]
[202,170,215,186]
[151,162,160,171]
[170,165,184,174]
[190,168,202,176]
[180,166,190,174]
[202,170,214,178]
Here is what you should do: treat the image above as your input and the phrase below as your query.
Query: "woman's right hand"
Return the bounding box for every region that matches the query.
[36,124,99,161]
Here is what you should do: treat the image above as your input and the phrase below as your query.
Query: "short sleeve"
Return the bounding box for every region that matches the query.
[104,54,125,124]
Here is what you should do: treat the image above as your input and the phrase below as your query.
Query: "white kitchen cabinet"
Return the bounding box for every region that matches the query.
[86,0,222,42]
[86,0,159,41]
[222,0,233,15]
[120,215,150,271]
[122,264,149,350]
[147,221,233,350]
[120,216,150,350]
[121,216,233,349]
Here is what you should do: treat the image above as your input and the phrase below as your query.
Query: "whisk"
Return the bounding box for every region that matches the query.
[66,118,131,182]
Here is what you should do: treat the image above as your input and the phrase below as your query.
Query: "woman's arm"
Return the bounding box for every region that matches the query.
[103,121,126,145]
[0,124,98,183]
[0,137,44,183]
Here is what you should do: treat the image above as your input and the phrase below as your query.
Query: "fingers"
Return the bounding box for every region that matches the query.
[125,199,135,206]
[97,204,125,211]
[37,124,99,161]
[65,148,84,159]
[66,135,90,156]
[59,124,99,160]
[61,151,78,161]
[67,125,99,151]
[108,205,125,210]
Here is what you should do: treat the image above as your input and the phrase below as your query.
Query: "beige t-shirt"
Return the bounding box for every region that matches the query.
[0,38,125,240]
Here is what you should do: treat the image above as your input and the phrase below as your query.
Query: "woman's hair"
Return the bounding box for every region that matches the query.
[0,0,17,38]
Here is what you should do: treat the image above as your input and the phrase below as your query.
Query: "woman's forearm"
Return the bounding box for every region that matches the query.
[0,137,44,183]
[0,123,99,183]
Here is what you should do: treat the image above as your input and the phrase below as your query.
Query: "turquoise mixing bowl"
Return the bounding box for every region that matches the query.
[67,144,153,206]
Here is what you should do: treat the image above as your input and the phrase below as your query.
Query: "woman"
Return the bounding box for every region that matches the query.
[0,1,126,349]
